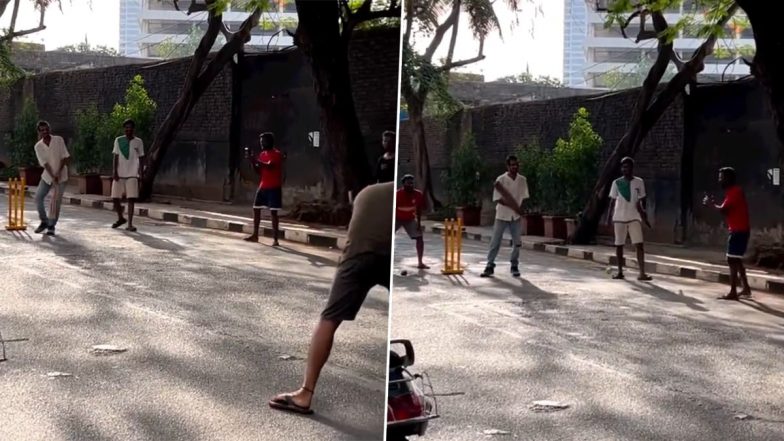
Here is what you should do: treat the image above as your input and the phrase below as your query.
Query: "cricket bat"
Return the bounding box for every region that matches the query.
[49,183,60,221]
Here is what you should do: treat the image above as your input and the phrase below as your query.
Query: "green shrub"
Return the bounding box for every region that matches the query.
[442,132,486,208]
[97,75,158,173]
[6,99,40,168]
[518,108,603,216]
[72,105,106,174]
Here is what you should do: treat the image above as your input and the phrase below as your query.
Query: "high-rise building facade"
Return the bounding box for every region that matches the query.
[119,0,143,56]
[119,0,297,58]
[564,1,755,88]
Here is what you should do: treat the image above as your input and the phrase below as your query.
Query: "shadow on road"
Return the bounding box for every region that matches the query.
[628,281,708,312]
[122,230,186,252]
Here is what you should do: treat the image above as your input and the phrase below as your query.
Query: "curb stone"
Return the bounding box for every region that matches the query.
[427,223,784,295]
[0,185,346,251]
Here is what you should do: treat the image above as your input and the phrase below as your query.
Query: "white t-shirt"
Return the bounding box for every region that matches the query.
[113,136,145,179]
[34,135,70,185]
[493,173,530,221]
[609,176,646,223]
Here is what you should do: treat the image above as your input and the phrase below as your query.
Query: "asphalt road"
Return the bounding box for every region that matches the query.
[0,200,389,441]
[391,233,784,441]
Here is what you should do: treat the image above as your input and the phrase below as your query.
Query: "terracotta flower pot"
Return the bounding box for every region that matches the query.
[456,206,481,227]
[19,166,43,187]
[522,214,544,236]
[565,218,578,239]
[101,175,113,197]
[75,173,102,195]
[543,215,567,240]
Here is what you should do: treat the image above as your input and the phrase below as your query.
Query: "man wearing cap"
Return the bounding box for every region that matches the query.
[396,174,429,269]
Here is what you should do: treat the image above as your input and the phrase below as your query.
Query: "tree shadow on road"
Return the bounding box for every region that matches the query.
[271,244,339,267]
[627,281,709,312]
[122,230,186,252]
[739,298,784,321]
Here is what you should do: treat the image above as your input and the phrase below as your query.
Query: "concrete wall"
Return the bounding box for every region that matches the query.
[0,27,401,206]
[448,81,602,106]
[400,87,686,243]
[401,78,783,246]
[686,80,784,246]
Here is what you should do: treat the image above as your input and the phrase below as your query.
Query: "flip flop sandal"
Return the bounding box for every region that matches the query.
[126,226,137,232]
[717,295,740,301]
[112,219,127,229]
[638,275,653,281]
[268,395,314,415]
[612,274,625,280]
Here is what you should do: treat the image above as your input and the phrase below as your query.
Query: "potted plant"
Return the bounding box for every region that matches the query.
[541,107,603,241]
[516,141,545,236]
[6,99,43,186]
[443,133,484,226]
[72,106,105,194]
[96,75,158,198]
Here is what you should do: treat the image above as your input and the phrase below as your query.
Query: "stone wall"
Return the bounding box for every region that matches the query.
[400,87,686,243]
[401,79,784,247]
[0,27,401,205]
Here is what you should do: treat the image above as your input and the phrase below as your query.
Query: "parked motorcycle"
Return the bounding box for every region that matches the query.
[386,339,439,441]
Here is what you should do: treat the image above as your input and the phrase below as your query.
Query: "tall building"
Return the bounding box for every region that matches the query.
[563,0,588,88]
[564,1,755,88]
[119,0,297,58]
[119,0,142,56]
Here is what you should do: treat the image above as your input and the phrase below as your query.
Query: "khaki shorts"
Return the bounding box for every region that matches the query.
[614,221,643,246]
[395,219,422,239]
[321,253,390,322]
[111,178,139,200]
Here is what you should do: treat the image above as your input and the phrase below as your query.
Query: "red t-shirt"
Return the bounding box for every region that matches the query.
[257,148,283,189]
[396,188,425,221]
[721,185,750,232]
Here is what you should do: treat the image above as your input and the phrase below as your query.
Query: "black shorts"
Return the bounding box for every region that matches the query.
[253,187,282,210]
[321,253,390,322]
[727,231,750,259]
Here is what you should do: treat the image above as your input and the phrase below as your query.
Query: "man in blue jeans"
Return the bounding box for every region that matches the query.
[481,155,530,278]
[33,121,70,236]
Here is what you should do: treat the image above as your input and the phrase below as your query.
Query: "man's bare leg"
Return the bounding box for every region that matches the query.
[127,199,136,231]
[415,237,429,269]
[270,318,342,409]
[245,208,261,242]
[739,262,752,297]
[613,246,625,279]
[720,258,741,300]
[271,210,280,246]
[112,199,126,228]
[636,243,651,281]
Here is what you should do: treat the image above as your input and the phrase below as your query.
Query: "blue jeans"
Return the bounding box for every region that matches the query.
[486,218,523,269]
[35,180,66,228]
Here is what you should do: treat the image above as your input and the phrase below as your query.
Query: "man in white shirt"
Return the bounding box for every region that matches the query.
[111,119,145,232]
[33,121,70,236]
[480,155,530,278]
[607,157,652,281]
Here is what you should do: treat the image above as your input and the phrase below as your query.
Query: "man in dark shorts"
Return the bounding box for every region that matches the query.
[269,182,392,415]
[245,132,283,246]
[375,130,396,183]
[395,175,429,269]
[703,167,751,300]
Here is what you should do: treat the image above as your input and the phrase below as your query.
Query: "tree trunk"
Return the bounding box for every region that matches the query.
[572,13,674,244]
[406,94,441,209]
[294,0,372,203]
[572,8,736,244]
[739,1,784,168]
[139,7,261,201]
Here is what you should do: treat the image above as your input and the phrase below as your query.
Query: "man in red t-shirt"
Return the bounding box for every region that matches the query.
[704,167,751,300]
[245,132,284,246]
[396,175,429,269]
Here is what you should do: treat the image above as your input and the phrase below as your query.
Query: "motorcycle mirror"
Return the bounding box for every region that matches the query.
[390,339,415,366]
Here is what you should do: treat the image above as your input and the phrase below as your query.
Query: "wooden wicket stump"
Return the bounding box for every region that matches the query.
[5,177,27,231]
[442,218,464,275]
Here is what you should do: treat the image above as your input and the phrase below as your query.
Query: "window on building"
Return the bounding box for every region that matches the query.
[592,48,644,63]
[148,0,193,11]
